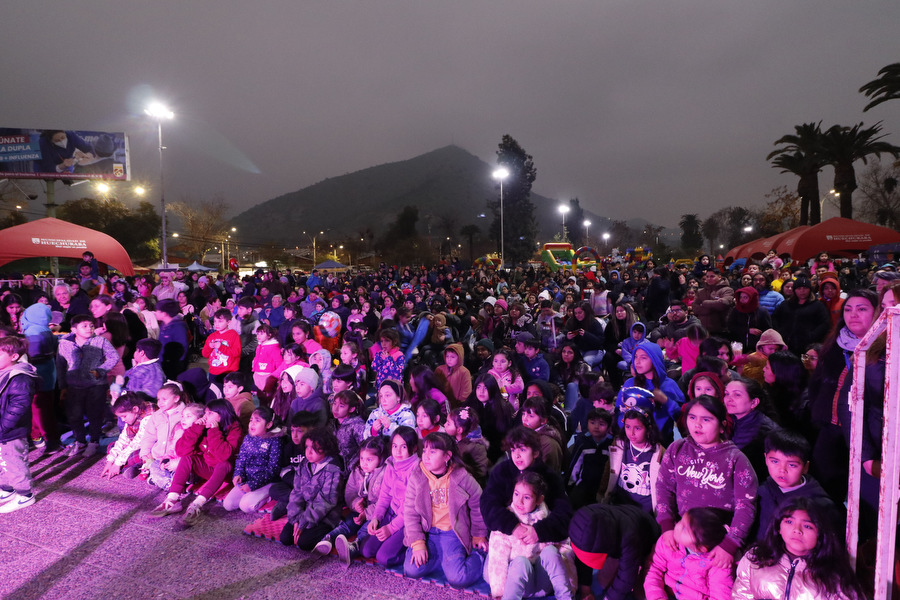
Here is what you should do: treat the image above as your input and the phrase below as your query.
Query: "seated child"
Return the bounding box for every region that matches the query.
[444,406,489,485]
[269,411,318,521]
[415,397,443,439]
[756,429,833,540]
[112,338,165,400]
[288,367,328,428]
[616,322,646,372]
[100,393,154,479]
[364,379,415,439]
[147,403,205,490]
[279,427,344,551]
[434,343,472,406]
[222,372,256,432]
[519,396,564,473]
[202,308,241,384]
[734,497,864,600]
[362,426,420,566]
[223,407,284,513]
[565,408,613,509]
[403,432,488,588]
[329,364,357,400]
[149,400,242,529]
[603,401,665,515]
[569,380,615,440]
[644,507,734,600]
[140,383,188,490]
[331,390,366,473]
[317,436,388,563]
[309,348,334,395]
[487,472,576,600]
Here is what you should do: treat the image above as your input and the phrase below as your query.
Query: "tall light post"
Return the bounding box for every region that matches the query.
[558,204,570,241]
[602,232,610,253]
[145,102,174,267]
[492,167,509,268]
[583,219,591,246]
[819,189,839,222]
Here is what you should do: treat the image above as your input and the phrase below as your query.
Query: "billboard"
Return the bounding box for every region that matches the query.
[0,127,130,181]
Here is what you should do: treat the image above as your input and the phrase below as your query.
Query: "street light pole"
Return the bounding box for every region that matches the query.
[492,168,510,269]
[145,102,174,268]
[558,205,570,241]
[583,220,591,246]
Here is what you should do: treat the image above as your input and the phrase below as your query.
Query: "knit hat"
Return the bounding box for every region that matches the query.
[283,364,304,383]
[198,276,209,285]
[757,329,786,350]
[793,275,813,290]
[495,298,508,312]
[483,296,497,306]
[475,338,495,354]
[294,367,319,390]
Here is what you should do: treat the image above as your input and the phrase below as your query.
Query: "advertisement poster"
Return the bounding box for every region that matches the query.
[0,127,130,181]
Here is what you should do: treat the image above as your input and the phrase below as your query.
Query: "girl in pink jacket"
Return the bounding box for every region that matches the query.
[644,507,734,600]
[252,325,283,393]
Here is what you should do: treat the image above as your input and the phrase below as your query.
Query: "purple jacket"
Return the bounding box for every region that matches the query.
[371,454,420,534]
[644,541,734,600]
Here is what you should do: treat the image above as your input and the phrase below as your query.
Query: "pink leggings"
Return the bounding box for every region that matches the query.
[170,455,233,499]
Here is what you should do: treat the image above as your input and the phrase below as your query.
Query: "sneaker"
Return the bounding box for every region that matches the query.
[123,466,140,479]
[334,534,355,567]
[0,492,35,513]
[313,539,332,556]
[31,437,46,449]
[82,442,100,458]
[66,442,86,457]
[103,426,121,438]
[149,498,183,518]
[177,502,204,529]
[0,487,15,504]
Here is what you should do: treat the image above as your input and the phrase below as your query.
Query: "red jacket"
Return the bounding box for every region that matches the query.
[175,421,242,466]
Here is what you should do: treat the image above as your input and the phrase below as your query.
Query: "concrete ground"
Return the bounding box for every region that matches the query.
[0,449,479,600]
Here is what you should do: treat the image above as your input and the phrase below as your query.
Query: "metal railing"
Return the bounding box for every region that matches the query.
[848,305,900,600]
[0,278,66,294]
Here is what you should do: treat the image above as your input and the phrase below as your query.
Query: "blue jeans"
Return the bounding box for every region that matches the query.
[564,382,580,411]
[503,546,573,600]
[403,527,484,588]
[324,513,369,546]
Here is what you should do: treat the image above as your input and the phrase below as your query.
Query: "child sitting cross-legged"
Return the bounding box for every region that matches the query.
[403,432,488,589]
[315,436,388,564]
[644,507,734,600]
[279,427,344,552]
[268,411,319,521]
[100,393,154,480]
[486,471,577,600]
[223,407,284,514]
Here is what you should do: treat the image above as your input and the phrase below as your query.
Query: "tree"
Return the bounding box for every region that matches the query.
[57,197,160,263]
[460,224,481,262]
[725,206,754,249]
[857,158,900,228]
[378,205,426,265]
[0,211,27,231]
[565,198,586,248]
[679,214,703,254]
[487,135,538,265]
[169,195,231,263]
[754,186,800,237]
[819,122,900,219]
[701,211,726,254]
[860,63,900,112]
[767,122,826,225]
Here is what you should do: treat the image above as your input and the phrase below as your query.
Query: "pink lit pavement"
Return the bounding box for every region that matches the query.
[0,450,476,600]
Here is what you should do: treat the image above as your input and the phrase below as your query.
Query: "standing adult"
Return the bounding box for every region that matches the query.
[692,269,734,336]
[772,276,830,356]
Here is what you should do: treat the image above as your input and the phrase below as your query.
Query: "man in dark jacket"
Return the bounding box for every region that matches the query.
[693,269,734,335]
[155,299,191,379]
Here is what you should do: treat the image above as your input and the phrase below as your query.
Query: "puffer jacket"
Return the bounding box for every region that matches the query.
[732,552,853,600]
[371,454,420,533]
[287,456,343,530]
[175,421,242,466]
[0,363,38,444]
[644,540,733,600]
[140,402,185,460]
[344,462,387,520]
[485,502,577,598]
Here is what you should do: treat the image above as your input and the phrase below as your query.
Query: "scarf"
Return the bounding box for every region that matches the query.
[836,327,861,353]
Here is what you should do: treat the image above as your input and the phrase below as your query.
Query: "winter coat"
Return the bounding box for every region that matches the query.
[0,363,38,443]
[57,333,119,389]
[726,287,772,352]
[22,304,56,392]
[106,406,153,466]
[372,347,406,388]
[535,423,564,473]
[481,457,573,543]
[692,281,734,334]
[619,322,646,366]
[124,360,166,399]
[732,553,853,600]
[158,317,190,372]
[730,410,780,482]
[174,421,242,467]
[403,463,486,553]
[603,439,665,510]
[287,456,343,530]
[644,541,734,600]
[364,403,415,439]
[234,432,284,490]
[656,437,758,556]
[344,462,387,520]
[334,415,366,473]
[252,339,283,375]
[457,434,490,484]
[564,314,605,355]
[434,354,472,406]
[756,476,833,541]
[289,390,328,428]
[227,391,256,433]
[772,298,831,356]
[616,341,684,443]
[371,454,420,534]
[486,502,577,598]
[140,402,186,460]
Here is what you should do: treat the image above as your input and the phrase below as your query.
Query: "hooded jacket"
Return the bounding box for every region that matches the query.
[371,453,420,534]
[434,343,472,405]
[619,322,646,366]
[21,303,56,392]
[726,286,772,352]
[0,362,38,444]
[819,276,844,329]
[616,341,684,442]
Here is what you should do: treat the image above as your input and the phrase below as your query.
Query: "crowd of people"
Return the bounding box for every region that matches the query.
[1,248,898,600]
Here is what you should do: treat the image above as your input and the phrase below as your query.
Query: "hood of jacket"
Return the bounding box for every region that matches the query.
[0,361,38,395]
[21,303,52,336]
[629,321,646,338]
[634,340,668,383]
[688,371,725,400]
[734,286,759,314]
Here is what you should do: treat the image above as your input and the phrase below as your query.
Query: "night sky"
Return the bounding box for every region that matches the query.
[3,2,899,231]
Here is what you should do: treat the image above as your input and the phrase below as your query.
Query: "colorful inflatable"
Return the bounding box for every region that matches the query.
[573,246,601,270]
[540,243,575,272]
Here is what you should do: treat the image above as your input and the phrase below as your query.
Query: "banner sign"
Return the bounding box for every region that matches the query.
[0,127,130,181]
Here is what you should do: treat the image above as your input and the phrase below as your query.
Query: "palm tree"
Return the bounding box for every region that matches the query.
[767,122,826,225]
[860,63,900,112]
[679,213,703,253]
[819,122,900,219]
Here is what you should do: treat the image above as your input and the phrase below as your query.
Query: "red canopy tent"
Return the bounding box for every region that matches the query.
[0,218,134,275]
[774,217,900,262]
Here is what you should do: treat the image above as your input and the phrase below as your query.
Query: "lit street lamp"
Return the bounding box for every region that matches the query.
[492,167,510,268]
[145,102,174,267]
[819,189,839,221]
[558,204,570,240]
[583,220,591,246]
[602,232,610,251]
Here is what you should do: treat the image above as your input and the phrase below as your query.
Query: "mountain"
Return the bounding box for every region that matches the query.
[232,144,617,248]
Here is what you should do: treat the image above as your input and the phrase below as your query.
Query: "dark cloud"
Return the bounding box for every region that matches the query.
[2,2,898,228]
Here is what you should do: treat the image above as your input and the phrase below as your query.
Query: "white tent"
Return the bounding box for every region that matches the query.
[142,261,182,271]
[185,261,216,272]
